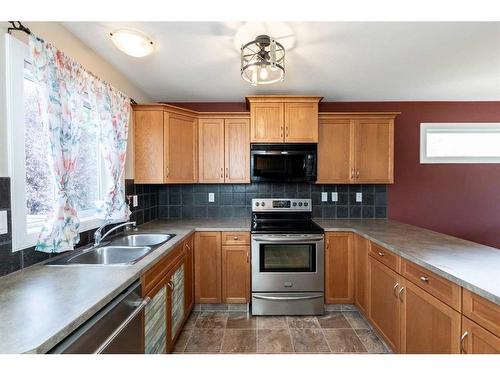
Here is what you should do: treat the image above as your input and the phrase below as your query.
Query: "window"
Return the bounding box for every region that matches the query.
[420,123,500,164]
[6,34,109,251]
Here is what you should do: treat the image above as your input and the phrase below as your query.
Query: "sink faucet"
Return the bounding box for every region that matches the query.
[94,221,137,246]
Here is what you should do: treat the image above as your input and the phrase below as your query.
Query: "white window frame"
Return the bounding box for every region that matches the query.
[420,122,500,164]
[5,34,118,252]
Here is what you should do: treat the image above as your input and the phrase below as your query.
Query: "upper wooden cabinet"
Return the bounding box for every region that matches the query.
[247,96,322,143]
[318,113,398,184]
[198,116,250,183]
[134,104,198,184]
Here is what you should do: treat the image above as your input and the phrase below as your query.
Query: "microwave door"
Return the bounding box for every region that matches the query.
[253,154,288,181]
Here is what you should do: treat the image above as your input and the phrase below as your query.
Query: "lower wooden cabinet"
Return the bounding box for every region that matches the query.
[354,234,369,315]
[166,256,185,352]
[400,278,461,353]
[461,316,500,354]
[194,232,222,304]
[144,274,168,354]
[325,232,353,304]
[184,235,195,315]
[222,245,250,303]
[368,255,401,352]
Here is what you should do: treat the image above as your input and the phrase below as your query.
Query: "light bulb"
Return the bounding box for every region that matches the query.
[259,66,269,80]
[251,68,258,86]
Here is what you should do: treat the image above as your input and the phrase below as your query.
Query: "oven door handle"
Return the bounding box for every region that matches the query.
[252,236,324,243]
[253,294,324,301]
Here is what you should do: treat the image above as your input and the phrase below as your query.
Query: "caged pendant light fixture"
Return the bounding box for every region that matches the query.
[240,35,285,86]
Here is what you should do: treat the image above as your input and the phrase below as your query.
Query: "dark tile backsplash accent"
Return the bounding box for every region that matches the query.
[154,183,387,220]
[0,178,158,278]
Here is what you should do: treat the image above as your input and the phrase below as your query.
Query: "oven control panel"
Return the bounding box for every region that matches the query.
[252,198,312,212]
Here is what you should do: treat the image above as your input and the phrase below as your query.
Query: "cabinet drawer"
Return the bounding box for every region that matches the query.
[369,242,400,272]
[142,243,184,295]
[222,232,250,246]
[463,289,500,338]
[401,259,461,311]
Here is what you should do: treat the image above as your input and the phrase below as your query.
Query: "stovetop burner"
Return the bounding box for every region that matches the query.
[251,198,324,234]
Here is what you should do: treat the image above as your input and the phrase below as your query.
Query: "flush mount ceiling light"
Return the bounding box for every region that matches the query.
[241,34,285,86]
[110,29,154,57]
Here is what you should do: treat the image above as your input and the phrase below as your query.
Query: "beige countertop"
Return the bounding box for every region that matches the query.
[0,218,498,354]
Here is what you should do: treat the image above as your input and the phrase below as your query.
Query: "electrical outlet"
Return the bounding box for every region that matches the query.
[0,210,7,235]
[321,192,328,202]
[356,192,363,202]
[208,192,215,203]
[133,195,139,207]
[331,192,338,202]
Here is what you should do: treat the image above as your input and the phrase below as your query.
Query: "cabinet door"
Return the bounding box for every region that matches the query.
[144,275,168,354]
[284,102,318,143]
[222,245,250,303]
[400,279,461,353]
[198,118,225,183]
[134,110,164,183]
[461,316,500,354]
[164,112,198,183]
[354,234,369,315]
[325,232,353,304]
[166,257,185,353]
[224,118,250,183]
[184,235,195,315]
[250,102,284,142]
[194,232,222,304]
[368,256,401,352]
[317,118,355,183]
[354,118,394,183]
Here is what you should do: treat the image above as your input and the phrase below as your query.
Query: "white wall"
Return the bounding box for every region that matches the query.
[0,22,151,178]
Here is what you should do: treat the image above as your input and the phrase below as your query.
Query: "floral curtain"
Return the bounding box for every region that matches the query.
[88,77,131,221]
[30,35,85,253]
[29,35,131,253]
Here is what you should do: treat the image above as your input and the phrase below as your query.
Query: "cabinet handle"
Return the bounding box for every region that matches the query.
[233,236,239,240]
[220,167,223,178]
[420,276,429,283]
[351,168,354,179]
[167,281,174,291]
[166,167,169,178]
[286,126,289,137]
[398,286,405,302]
[460,331,468,354]
[185,243,191,251]
[378,251,385,257]
[280,125,283,139]
[326,240,329,250]
[225,167,228,179]
[246,252,249,263]
[393,283,400,298]
[356,169,360,178]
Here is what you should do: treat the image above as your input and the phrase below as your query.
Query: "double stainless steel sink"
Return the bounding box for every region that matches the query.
[47,233,175,266]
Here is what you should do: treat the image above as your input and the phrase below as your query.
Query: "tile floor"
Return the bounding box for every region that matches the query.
[173,305,391,354]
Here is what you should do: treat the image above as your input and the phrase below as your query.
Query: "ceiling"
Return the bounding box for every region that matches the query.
[63,22,500,102]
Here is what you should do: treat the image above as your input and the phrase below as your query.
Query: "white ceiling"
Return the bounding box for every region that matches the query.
[63,22,500,102]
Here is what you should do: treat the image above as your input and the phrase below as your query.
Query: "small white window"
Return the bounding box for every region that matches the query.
[420,123,500,164]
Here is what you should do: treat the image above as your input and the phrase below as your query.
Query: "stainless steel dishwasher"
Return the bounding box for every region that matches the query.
[49,280,150,354]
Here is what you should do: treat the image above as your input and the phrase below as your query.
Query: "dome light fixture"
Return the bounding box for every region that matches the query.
[110,29,155,57]
[241,35,285,86]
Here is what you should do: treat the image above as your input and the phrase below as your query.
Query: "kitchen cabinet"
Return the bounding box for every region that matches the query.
[133,104,198,184]
[400,278,461,353]
[325,232,353,304]
[222,245,250,303]
[166,256,185,352]
[317,117,354,183]
[198,116,250,183]
[354,234,369,315]
[194,232,222,303]
[461,316,500,354]
[184,235,195,314]
[144,274,168,354]
[247,96,322,143]
[462,289,500,338]
[317,113,398,184]
[368,255,401,352]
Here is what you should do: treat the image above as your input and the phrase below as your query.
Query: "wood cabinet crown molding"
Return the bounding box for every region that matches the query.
[246,95,323,108]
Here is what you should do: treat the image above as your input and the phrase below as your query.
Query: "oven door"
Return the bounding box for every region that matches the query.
[251,234,324,292]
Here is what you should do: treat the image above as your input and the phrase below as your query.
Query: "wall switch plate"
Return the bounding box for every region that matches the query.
[208,193,215,203]
[331,192,338,202]
[0,210,7,235]
[133,195,138,207]
[321,192,328,202]
[356,192,363,202]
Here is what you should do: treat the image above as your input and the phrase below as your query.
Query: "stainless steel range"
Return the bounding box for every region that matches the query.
[251,198,325,315]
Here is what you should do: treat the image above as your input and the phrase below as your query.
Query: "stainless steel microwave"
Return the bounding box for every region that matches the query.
[250,144,317,182]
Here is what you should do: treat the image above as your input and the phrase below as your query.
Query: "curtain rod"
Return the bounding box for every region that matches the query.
[7,21,137,105]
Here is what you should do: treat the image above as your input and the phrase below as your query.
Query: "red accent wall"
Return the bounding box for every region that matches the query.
[169,101,500,249]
